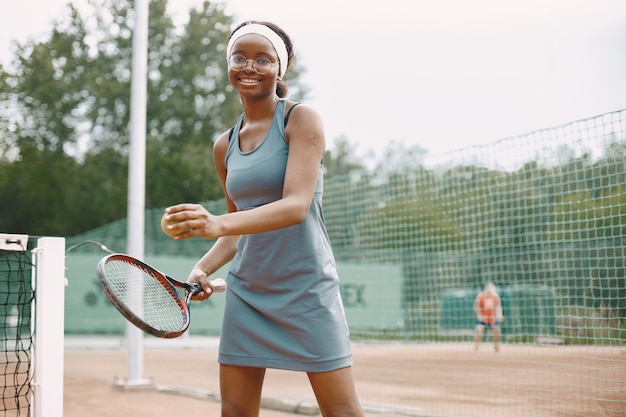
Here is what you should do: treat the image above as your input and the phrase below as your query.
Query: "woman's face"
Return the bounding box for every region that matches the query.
[227,34,280,98]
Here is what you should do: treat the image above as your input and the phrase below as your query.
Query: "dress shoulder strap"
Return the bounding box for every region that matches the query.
[283,102,301,128]
[228,101,301,142]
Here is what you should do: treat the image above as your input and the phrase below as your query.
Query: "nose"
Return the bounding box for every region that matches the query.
[242,59,255,71]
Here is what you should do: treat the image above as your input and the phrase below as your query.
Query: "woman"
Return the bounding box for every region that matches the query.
[163,21,365,417]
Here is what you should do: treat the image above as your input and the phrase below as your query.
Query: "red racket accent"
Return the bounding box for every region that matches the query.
[96,253,225,338]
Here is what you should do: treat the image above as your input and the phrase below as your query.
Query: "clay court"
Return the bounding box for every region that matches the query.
[60,339,625,417]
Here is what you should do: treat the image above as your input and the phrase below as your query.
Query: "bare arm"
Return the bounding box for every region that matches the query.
[474,295,482,321]
[187,235,239,300]
[165,104,325,238]
[167,106,324,299]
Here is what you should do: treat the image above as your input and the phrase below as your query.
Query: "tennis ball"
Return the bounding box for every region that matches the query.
[160,213,186,237]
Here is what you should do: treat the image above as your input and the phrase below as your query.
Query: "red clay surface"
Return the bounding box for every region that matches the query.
[57,341,626,417]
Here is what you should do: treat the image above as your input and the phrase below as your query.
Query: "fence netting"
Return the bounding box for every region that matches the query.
[66,109,626,416]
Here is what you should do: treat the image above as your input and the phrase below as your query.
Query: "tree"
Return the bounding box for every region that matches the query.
[323,135,368,178]
[0,0,309,235]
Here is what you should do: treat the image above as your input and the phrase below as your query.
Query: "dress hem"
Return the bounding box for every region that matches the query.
[217,354,353,372]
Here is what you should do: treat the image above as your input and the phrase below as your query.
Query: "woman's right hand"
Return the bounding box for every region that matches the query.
[187,267,215,301]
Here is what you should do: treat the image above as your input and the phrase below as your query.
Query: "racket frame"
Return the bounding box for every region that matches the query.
[96,253,212,338]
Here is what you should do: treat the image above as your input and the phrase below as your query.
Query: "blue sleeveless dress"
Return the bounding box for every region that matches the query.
[218,99,352,372]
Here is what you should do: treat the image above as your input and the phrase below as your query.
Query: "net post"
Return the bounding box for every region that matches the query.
[31,236,66,417]
[120,0,151,389]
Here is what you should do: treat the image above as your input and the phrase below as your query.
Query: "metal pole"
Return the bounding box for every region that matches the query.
[123,0,150,387]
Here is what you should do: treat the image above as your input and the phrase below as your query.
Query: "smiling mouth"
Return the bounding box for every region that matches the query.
[239,77,262,84]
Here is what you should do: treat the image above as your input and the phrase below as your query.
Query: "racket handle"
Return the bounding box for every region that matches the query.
[189,279,226,295]
[208,278,227,293]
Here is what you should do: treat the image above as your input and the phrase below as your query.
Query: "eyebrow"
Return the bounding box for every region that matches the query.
[230,51,278,62]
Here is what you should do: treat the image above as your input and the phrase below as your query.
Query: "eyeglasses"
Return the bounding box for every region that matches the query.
[228,55,278,75]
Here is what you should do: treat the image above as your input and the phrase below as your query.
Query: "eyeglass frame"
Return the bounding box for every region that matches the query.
[228,54,279,75]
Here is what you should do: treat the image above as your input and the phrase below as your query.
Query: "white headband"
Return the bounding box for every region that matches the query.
[226,23,289,80]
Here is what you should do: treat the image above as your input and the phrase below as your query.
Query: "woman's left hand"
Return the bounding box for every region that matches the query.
[163,203,223,240]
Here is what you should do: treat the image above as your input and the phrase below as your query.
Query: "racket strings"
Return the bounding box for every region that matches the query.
[104,260,188,332]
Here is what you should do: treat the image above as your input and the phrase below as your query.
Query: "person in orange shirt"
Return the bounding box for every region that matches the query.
[474,283,504,352]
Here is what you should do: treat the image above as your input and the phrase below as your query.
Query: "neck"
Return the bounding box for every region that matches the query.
[241,95,280,122]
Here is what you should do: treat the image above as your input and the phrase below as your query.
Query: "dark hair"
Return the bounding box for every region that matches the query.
[228,21,295,98]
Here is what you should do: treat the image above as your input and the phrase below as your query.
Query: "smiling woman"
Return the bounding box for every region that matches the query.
[224,21,294,102]
[161,20,366,417]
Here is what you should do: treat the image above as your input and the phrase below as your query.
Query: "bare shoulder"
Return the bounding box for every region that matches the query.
[286,101,322,122]
[213,129,232,167]
[285,102,324,138]
[213,129,231,152]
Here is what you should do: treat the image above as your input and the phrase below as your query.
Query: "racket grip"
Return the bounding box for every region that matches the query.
[209,278,227,293]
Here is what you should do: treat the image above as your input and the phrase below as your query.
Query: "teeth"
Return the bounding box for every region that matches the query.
[240,78,260,84]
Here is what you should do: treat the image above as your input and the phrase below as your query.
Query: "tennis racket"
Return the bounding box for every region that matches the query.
[96,253,226,338]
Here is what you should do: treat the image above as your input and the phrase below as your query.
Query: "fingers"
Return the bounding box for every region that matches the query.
[164,203,205,221]
[190,286,213,301]
[162,204,207,240]
[187,269,218,301]
[165,203,199,214]
[164,204,197,223]
[163,204,224,240]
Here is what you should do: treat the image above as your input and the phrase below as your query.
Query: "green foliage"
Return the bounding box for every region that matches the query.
[323,135,368,178]
[0,0,309,235]
[322,137,626,319]
[358,171,464,253]
[0,144,80,235]
[0,0,624,325]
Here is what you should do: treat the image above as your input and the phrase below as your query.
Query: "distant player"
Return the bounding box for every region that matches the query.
[474,282,504,352]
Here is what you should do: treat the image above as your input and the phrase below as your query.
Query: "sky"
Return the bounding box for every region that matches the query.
[1,0,625,159]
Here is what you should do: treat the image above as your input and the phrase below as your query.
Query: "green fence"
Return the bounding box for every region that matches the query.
[65,254,404,335]
[62,108,626,417]
[440,286,557,338]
